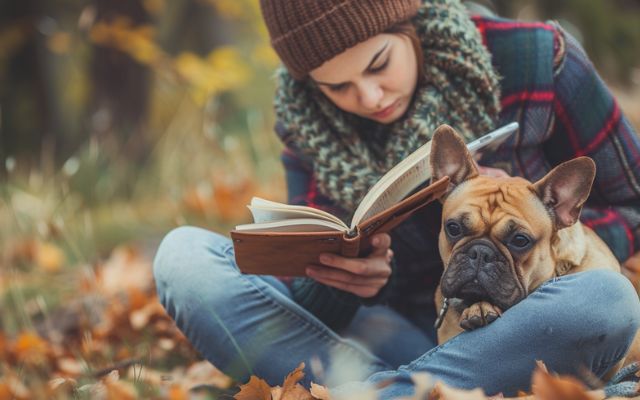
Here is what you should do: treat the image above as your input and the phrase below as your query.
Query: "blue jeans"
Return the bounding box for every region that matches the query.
[153,226,640,397]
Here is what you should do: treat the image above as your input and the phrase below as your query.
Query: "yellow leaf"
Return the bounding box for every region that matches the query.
[36,241,65,272]
[235,376,272,400]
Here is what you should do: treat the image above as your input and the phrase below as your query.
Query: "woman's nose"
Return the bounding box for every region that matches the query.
[358,81,383,109]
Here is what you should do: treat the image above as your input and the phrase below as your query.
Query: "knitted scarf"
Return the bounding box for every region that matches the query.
[274,0,501,214]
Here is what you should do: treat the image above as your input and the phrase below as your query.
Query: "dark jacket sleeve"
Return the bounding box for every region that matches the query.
[548,27,640,261]
[280,141,396,332]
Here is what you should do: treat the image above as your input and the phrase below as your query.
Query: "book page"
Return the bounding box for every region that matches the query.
[350,123,519,227]
[248,197,347,228]
[351,141,432,227]
[235,218,346,232]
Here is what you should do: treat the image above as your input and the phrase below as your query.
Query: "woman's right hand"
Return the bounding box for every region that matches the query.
[305,233,393,298]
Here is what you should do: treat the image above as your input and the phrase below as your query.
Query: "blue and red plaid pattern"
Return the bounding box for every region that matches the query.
[277,16,640,330]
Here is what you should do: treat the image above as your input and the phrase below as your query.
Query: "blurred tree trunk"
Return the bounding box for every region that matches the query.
[89,0,152,164]
[0,0,51,173]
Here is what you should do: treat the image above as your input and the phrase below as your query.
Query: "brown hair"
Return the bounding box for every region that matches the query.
[385,21,426,85]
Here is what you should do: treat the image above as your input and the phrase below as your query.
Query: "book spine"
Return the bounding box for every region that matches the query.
[341,229,361,257]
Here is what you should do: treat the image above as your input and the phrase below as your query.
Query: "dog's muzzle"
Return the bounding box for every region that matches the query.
[441,238,525,310]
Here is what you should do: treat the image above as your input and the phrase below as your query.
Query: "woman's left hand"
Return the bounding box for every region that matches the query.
[305,233,393,298]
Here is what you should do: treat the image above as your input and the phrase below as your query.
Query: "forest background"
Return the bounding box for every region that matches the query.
[1,0,640,398]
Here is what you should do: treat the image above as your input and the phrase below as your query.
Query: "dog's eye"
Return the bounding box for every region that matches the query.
[445,221,462,237]
[510,234,531,249]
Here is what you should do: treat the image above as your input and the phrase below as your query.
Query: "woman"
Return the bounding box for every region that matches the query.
[153,0,640,396]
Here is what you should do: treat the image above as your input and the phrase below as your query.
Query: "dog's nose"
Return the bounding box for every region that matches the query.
[468,243,497,264]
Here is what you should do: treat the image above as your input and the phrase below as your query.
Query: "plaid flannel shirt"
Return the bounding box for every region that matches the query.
[278,16,640,331]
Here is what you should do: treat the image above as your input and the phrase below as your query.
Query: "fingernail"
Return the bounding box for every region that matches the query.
[320,255,331,264]
[372,237,379,246]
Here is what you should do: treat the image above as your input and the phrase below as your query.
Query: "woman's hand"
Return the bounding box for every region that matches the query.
[306,233,393,298]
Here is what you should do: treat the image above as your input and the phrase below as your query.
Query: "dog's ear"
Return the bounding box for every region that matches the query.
[430,124,479,189]
[532,157,596,229]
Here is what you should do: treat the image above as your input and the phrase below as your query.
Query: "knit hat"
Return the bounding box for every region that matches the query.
[259,0,420,80]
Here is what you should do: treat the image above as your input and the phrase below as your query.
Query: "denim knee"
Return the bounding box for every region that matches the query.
[153,226,234,314]
[537,270,640,371]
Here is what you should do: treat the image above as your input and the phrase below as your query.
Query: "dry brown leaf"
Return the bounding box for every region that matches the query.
[235,376,272,400]
[430,381,488,400]
[531,366,596,400]
[278,363,314,400]
[48,377,78,396]
[310,383,332,400]
[102,370,138,400]
[105,379,137,400]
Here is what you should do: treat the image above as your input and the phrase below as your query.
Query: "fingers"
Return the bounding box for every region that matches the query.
[317,251,392,277]
[306,261,390,285]
[370,233,391,257]
[308,274,387,298]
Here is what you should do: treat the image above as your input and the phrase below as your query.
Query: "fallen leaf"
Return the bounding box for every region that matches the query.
[35,241,65,272]
[279,363,313,400]
[48,377,78,396]
[57,357,85,376]
[531,366,596,400]
[13,331,50,365]
[98,246,153,297]
[310,382,331,400]
[235,376,272,400]
[129,300,166,330]
[168,383,189,400]
[0,375,31,400]
[103,370,137,400]
[182,360,233,390]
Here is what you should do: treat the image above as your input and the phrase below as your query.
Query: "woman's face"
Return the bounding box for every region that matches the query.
[309,33,419,124]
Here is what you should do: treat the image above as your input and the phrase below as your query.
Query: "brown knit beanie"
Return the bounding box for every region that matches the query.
[260,0,420,80]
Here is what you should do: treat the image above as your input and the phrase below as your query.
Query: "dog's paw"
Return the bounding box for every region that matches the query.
[459,301,502,331]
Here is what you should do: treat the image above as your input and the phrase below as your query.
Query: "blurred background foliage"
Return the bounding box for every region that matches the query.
[0,0,639,333]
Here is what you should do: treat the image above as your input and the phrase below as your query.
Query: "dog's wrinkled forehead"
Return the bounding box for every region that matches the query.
[443,175,553,235]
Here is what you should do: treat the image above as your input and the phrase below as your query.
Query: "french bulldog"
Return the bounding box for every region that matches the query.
[429,124,622,347]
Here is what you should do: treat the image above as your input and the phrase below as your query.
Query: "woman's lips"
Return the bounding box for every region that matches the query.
[371,100,398,119]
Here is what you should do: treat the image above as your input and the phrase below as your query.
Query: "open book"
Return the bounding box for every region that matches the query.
[231,122,518,276]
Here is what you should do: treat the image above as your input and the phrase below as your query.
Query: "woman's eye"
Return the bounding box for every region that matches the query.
[368,58,390,73]
[446,221,462,237]
[509,234,531,249]
[328,83,349,93]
